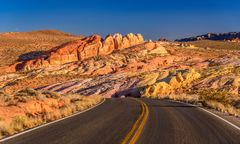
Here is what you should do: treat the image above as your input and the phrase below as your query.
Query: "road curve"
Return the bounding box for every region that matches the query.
[138,98,240,144]
[2,98,141,144]
[2,98,240,144]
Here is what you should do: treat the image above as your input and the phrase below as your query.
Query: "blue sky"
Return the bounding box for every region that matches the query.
[0,0,240,40]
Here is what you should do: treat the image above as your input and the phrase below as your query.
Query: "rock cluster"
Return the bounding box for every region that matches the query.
[143,69,201,96]
[1,33,144,72]
[142,41,169,57]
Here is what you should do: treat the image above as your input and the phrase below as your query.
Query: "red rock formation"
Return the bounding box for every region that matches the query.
[99,35,114,55]
[0,33,144,72]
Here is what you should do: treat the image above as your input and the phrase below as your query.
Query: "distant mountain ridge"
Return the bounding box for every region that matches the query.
[176,32,240,42]
[0,29,76,37]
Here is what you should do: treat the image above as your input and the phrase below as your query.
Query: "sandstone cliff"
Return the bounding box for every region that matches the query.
[0,33,144,72]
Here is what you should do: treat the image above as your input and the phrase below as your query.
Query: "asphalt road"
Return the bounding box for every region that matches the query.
[2,98,240,144]
[138,98,240,144]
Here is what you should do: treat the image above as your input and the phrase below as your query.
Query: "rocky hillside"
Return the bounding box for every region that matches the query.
[0,33,144,73]
[0,31,239,119]
[176,32,240,42]
[0,30,82,67]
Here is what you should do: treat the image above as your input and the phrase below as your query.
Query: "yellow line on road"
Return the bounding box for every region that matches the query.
[121,99,149,144]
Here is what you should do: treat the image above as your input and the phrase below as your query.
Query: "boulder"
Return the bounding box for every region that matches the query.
[144,42,157,50]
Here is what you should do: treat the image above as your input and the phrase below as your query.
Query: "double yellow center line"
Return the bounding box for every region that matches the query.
[121,99,149,144]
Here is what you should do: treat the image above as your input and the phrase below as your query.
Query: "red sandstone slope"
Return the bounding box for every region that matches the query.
[0,33,144,73]
[0,30,82,67]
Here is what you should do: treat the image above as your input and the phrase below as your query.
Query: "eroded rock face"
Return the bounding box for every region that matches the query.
[99,35,115,55]
[1,33,144,72]
[143,69,201,96]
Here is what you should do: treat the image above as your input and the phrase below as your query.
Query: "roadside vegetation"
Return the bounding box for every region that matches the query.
[151,90,240,116]
[0,88,103,139]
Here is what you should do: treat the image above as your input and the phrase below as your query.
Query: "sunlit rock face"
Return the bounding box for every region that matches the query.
[1,33,144,72]
[143,69,201,97]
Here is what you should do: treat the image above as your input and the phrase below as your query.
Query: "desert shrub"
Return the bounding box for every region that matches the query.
[205,101,239,116]
[0,92,13,104]
[28,117,44,126]
[93,56,102,61]
[10,115,30,131]
[6,89,46,104]
[0,121,14,138]
[70,97,83,103]
[45,110,62,122]
[169,69,177,75]
[233,100,240,109]
[35,94,46,101]
[198,89,231,105]
[155,94,199,104]
[74,101,85,111]
[15,88,40,97]
[6,98,18,106]
[41,90,61,99]
[0,91,7,97]
[197,88,240,116]
[15,97,28,103]
[233,67,240,75]
[60,106,73,117]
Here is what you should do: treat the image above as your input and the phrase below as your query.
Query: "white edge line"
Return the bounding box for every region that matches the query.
[169,100,240,131]
[0,98,106,142]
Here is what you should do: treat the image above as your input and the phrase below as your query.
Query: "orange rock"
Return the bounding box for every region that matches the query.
[0,33,145,72]
[113,33,123,49]
[0,63,19,73]
[99,35,115,55]
[121,37,130,49]
[137,33,144,42]
[144,42,156,50]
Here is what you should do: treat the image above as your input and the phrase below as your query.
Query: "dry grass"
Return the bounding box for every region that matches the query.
[0,30,83,67]
[198,89,240,116]
[0,89,103,139]
[151,94,199,105]
[149,89,240,116]
[188,40,240,50]
[204,101,239,116]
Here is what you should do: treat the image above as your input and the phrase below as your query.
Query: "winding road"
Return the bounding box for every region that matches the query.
[2,98,240,144]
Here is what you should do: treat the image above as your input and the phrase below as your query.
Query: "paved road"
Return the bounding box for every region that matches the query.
[138,98,240,144]
[2,98,240,144]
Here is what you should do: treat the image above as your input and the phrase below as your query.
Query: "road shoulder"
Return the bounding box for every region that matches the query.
[169,100,240,130]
